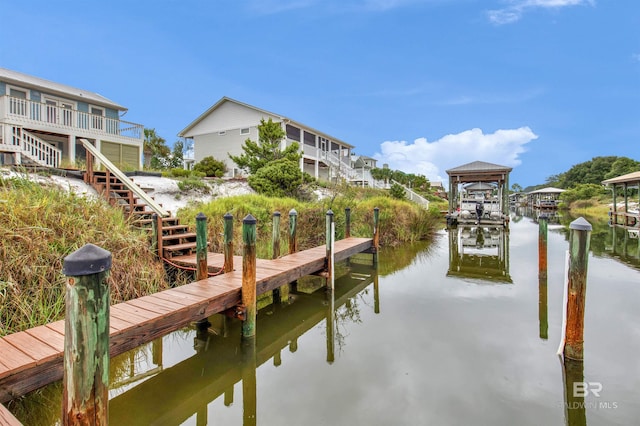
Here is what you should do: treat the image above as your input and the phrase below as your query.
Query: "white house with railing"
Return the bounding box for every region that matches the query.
[179,97,361,182]
[0,67,144,169]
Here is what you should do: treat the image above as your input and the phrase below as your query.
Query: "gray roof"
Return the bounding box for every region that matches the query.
[602,171,640,185]
[178,96,354,147]
[0,67,126,110]
[527,187,566,195]
[446,160,512,174]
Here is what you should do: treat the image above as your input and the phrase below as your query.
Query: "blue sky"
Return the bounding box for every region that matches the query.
[1,0,638,187]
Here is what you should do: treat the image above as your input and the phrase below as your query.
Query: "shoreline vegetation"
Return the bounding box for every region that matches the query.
[0,173,442,337]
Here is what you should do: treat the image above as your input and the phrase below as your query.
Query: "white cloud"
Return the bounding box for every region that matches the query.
[487,0,594,25]
[373,127,538,183]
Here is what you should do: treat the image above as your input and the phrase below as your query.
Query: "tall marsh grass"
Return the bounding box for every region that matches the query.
[177,193,440,259]
[0,176,169,336]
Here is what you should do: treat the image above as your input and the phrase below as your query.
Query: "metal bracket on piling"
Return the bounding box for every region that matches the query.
[224,304,247,321]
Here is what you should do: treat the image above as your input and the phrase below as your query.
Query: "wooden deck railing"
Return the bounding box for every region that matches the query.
[1,95,143,140]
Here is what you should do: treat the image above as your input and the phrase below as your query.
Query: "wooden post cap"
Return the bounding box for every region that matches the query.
[63,244,112,276]
[326,209,334,217]
[244,214,257,225]
[289,209,297,216]
[570,217,592,231]
[224,212,233,220]
[273,211,281,217]
[196,212,207,221]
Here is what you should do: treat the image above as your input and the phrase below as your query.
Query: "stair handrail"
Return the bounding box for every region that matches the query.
[80,138,170,217]
[390,179,430,208]
[20,130,62,168]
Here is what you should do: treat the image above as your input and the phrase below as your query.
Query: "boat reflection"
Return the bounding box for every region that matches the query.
[447,226,511,283]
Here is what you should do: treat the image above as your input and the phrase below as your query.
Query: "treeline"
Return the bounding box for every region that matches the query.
[524,156,639,192]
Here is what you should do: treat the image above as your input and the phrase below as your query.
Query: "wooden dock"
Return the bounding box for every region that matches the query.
[0,237,373,404]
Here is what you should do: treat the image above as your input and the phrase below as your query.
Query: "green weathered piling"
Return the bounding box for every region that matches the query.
[242,214,257,339]
[224,213,234,273]
[196,213,208,281]
[372,207,380,265]
[272,211,281,259]
[288,209,298,254]
[62,244,112,426]
[345,207,351,238]
[326,209,334,289]
[151,213,158,256]
[564,217,592,360]
[538,215,548,340]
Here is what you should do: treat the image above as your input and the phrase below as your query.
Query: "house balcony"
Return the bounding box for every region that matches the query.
[0,95,143,143]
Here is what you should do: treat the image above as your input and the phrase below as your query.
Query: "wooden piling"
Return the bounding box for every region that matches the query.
[62,244,112,426]
[151,213,158,257]
[196,213,208,281]
[564,217,592,360]
[538,215,548,340]
[538,215,548,280]
[272,211,281,259]
[242,214,257,339]
[345,207,351,238]
[156,214,164,259]
[372,207,380,265]
[288,209,298,254]
[326,209,334,289]
[224,213,234,273]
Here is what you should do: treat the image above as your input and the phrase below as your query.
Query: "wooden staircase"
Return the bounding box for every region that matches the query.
[85,169,200,262]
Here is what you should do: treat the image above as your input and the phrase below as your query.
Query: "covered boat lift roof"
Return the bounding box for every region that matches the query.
[446,161,512,216]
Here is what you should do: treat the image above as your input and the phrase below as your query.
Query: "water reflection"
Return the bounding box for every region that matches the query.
[562,357,587,426]
[447,225,511,283]
[107,261,379,425]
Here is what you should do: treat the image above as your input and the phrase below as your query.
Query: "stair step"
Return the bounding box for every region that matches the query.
[163,242,197,252]
[162,224,190,232]
[162,232,197,242]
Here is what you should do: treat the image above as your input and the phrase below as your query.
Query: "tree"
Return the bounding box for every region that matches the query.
[166,140,185,169]
[371,167,392,185]
[247,158,303,197]
[143,128,170,169]
[229,118,301,174]
[511,183,523,193]
[604,157,640,180]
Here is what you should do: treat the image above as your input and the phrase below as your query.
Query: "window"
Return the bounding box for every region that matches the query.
[240,128,250,135]
[9,88,27,116]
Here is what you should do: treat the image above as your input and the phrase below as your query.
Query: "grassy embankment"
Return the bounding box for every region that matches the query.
[0,176,169,336]
[1,177,441,336]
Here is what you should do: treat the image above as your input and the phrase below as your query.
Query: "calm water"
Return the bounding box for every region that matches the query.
[11,211,640,425]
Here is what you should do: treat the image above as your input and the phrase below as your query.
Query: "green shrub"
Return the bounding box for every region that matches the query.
[560,183,607,203]
[390,183,406,199]
[194,156,227,177]
[247,158,303,197]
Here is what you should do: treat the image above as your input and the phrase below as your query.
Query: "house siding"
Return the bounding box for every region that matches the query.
[194,130,253,176]
[185,101,279,137]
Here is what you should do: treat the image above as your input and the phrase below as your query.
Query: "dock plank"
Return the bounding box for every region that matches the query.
[0,403,21,426]
[0,236,373,403]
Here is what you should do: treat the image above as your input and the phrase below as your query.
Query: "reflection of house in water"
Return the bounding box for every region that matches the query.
[447,226,511,283]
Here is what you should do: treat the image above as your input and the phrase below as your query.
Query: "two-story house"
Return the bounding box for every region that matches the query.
[178,97,360,182]
[0,67,144,169]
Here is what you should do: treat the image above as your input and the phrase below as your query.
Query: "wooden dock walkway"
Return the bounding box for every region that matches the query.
[0,237,373,404]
